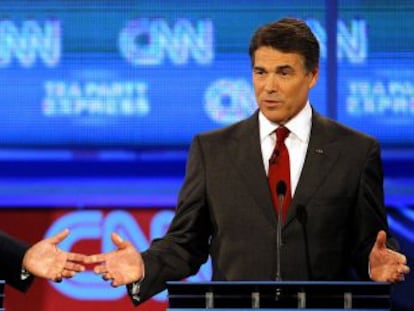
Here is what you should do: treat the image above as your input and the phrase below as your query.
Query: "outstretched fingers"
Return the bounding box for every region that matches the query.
[374,230,387,250]
[111,232,128,249]
[67,251,87,262]
[64,261,85,272]
[61,269,76,279]
[48,228,70,245]
[93,263,108,274]
[85,253,107,264]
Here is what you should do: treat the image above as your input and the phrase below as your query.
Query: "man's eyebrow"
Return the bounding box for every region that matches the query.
[253,65,265,70]
[253,64,295,71]
[276,64,294,71]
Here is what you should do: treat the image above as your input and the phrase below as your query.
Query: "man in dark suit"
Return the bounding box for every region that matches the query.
[86,17,410,305]
[0,229,85,292]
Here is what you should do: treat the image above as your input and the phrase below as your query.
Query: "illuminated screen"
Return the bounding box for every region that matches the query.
[1,1,413,149]
[337,0,414,145]
[0,0,328,148]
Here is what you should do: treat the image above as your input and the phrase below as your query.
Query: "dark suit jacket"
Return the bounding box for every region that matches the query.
[137,109,393,303]
[0,230,33,292]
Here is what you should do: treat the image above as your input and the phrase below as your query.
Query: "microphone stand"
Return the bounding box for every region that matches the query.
[275,180,286,281]
[276,193,283,281]
[275,181,286,302]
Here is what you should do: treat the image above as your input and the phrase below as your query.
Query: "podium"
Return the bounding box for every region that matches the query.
[167,281,390,310]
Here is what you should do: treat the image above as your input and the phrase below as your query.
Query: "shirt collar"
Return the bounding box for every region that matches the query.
[259,101,312,144]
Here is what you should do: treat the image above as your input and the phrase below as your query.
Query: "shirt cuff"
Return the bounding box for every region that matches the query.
[21,267,31,280]
[127,269,145,305]
[127,280,142,305]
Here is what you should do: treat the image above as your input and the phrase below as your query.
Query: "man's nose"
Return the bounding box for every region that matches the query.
[264,74,278,93]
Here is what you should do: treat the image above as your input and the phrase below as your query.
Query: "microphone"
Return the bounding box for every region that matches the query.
[297,204,313,280]
[276,180,286,198]
[275,180,286,281]
[269,149,280,164]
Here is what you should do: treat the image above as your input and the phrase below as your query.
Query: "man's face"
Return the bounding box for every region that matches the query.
[252,46,319,124]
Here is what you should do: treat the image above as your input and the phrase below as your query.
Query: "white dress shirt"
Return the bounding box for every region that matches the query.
[259,101,312,195]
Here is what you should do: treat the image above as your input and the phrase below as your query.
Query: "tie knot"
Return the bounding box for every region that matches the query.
[276,126,290,143]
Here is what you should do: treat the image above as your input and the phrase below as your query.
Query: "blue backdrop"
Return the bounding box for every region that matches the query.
[0,0,413,310]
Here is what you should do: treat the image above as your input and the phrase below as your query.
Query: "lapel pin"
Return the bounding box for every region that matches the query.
[315,148,324,154]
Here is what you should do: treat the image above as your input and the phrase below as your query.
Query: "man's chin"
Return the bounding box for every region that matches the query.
[261,108,288,124]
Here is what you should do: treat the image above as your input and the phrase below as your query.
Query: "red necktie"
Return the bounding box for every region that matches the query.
[268,126,292,223]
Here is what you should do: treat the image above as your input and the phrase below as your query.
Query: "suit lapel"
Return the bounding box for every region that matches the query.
[285,112,342,226]
[227,111,277,225]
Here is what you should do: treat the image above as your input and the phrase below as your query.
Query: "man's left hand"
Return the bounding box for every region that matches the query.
[369,230,410,282]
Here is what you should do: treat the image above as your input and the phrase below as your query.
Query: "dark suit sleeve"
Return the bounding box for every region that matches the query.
[351,138,395,279]
[0,230,34,292]
[131,136,211,304]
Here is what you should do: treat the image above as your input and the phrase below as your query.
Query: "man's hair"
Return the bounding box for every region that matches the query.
[248,17,320,72]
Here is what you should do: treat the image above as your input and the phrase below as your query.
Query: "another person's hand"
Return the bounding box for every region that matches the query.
[22,228,86,282]
[85,232,144,287]
[369,230,410,282]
